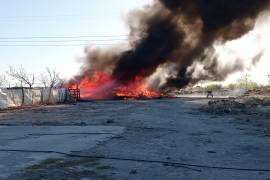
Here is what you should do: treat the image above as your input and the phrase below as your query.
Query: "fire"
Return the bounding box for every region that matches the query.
[69,72,162,100]
[114,76,161,99]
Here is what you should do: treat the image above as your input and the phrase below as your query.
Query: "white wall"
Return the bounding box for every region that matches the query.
[0,88,68,108]
[0,89,8,109]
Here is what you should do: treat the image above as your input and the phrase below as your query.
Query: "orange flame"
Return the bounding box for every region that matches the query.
[69,72,161,100]
[114,76,161,99]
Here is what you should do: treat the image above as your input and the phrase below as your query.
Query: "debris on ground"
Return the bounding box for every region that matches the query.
[205,99,246,114]
[129,169,138,175]
[106,119,115,124]
[203,87,270,114]
[240,87,270,106]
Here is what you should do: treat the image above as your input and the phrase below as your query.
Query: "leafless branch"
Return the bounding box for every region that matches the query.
[0,74,7,88]
[39,67,62,104]
[40,67,60,88]
[7,66,35,88]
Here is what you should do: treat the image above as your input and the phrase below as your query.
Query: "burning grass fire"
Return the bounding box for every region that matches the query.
[68,72,162,100]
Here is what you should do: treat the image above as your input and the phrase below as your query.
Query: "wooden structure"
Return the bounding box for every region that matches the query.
[68,88,80,102]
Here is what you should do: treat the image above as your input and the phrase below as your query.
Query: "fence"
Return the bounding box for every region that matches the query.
[0,87,68,109]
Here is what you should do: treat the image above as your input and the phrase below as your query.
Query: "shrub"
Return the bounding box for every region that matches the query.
[237,74,258,90]
[225,84,237,90]
[205,84,222,91]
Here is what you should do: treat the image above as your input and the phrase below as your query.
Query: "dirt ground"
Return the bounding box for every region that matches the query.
[0,98,270,180]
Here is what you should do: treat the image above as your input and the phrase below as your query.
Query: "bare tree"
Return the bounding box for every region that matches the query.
[7,66,36,105]
[40,68,60,104]
[7,66,35,88]
[0,74,7,88]
[40,72,49,88]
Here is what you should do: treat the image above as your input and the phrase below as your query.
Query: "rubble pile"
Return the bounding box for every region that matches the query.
[206,99,246,114]
[240,87,270,106]
[204,87,270,114]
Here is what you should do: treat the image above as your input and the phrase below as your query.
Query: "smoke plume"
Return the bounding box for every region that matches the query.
[76,0,270,90]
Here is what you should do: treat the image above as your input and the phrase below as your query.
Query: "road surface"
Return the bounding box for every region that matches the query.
[0,98,269,180]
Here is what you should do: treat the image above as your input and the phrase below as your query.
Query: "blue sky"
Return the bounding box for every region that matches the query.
[0,0,151,79]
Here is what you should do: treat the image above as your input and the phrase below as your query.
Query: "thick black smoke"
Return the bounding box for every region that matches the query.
[79,0,270,90]
[113,12,183,82]
[159,0,269,88]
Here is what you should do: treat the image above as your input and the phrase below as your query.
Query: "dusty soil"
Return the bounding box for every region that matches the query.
[0,98,270,180]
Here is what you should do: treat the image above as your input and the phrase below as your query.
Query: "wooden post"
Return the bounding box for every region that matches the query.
[76,84,80,101]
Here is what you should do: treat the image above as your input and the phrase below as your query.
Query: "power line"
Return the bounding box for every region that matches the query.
[0,14,93,19]
[0,39,128,43]
[0,34,129,40]
[0,35,129,47]
[0,14,110,21]
[0,43,125,47]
